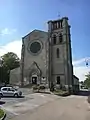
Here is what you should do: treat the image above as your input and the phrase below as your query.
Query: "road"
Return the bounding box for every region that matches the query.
[10,95,90,120]
[0,88,90,120]
[2,96,34,119]
[0,88,33,120]
[1,92,59,119]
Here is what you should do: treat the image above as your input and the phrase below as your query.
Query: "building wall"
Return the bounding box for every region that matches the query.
[22,30,48,84]
[73,75,79,93]
[10,17,74,88]
[48,17,73,89]
[10,67,21,86]
[52,44,65,74]
[73,76,79,85]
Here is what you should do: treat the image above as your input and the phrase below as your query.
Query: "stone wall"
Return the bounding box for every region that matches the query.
[21,30,48,84]
[10,67,21,86]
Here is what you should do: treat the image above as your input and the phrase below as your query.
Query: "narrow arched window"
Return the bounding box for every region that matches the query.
[53,35,56,45]
[57,76,60,84]
[58,22,60,28]
[54,22,57,29]
[59,33,63,43]
[56,48,59,58]
[60,20,63,28]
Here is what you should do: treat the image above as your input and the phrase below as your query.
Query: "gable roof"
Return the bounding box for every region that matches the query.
[73,75,79,80]
[22,29,48,39]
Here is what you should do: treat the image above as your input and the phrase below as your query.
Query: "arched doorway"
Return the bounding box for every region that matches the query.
[29,69,41,85]
[31,74,38,84]
[27,62,42,85]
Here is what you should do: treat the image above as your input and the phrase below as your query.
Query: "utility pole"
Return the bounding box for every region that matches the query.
[85,58,90,67]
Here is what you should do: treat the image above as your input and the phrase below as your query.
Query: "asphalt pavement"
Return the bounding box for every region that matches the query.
[1,89,90,120]
[0,88,33,120]
[0,89,59,120]
[10,95,90,120]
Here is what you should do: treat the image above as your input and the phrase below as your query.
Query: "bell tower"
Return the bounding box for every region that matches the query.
[48,17,73,91]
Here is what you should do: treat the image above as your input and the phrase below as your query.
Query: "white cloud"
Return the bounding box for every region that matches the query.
[74,66,90,81]
[0,40,22,58]
[0,40,90,81]
[73,57,90,66]
[73,57,90,81]
[0,28,17,36]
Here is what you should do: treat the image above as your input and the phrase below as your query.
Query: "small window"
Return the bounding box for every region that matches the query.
[59,34,63,43]
[57,76,60,84]
[58,22,60,28]
[2,88,7,91]
[52,24,54,30]
[54,22,57,29]
[56,48,59,58]
[8,88,14,91]
[7,88,11,91]
[53,35,56,44]
[60,20,63,28]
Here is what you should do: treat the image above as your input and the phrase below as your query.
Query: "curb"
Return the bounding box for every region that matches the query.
[33,91,51,94]
[0,113,6,120]
[54,93,70,97]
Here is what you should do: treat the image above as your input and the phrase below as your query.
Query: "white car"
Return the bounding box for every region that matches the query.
[0,87,22,97]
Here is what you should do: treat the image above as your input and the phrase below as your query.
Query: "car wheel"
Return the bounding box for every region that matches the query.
[0,93,3,98]
[14,93,18,98]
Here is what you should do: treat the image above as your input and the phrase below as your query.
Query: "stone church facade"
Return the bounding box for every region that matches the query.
[10,17,78,90]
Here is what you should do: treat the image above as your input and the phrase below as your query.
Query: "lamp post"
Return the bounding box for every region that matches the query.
[85,58,90,67]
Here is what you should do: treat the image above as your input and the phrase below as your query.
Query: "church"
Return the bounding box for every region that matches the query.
[10,17,79,91]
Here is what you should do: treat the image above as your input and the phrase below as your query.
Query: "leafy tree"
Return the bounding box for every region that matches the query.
[2,52,20,70]
[80,81,84,85]
[0,52,20,84]
[84,72,90,88]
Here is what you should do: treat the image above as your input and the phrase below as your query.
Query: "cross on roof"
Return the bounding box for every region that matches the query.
[58,12,60,18]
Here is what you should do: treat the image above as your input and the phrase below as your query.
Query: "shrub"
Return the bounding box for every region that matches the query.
[33,85,39,90]
[0,109,4,118]
[33,84,46,92]
[39,85,46,90]
[62,86,66,91]
[61,91,70,96]
[53,89,70,97]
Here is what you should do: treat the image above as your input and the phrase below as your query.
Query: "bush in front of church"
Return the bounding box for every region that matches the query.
[33,84,46,92]
[54,84,70,96]
[33,85,39,91]
[53,89,70,97]
[39,85,46,90]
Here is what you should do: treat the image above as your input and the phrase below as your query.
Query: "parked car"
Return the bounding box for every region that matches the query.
[0,87,22,97]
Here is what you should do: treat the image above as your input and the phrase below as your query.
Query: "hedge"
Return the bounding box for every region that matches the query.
[0,109,4,119]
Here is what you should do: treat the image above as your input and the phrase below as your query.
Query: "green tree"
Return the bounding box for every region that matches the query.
[84,72,90,88]
[2,52,20,70]
[0,52,20,84]
[80,81,84,85]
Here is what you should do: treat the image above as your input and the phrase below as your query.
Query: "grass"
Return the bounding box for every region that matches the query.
[0,109,4,118]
